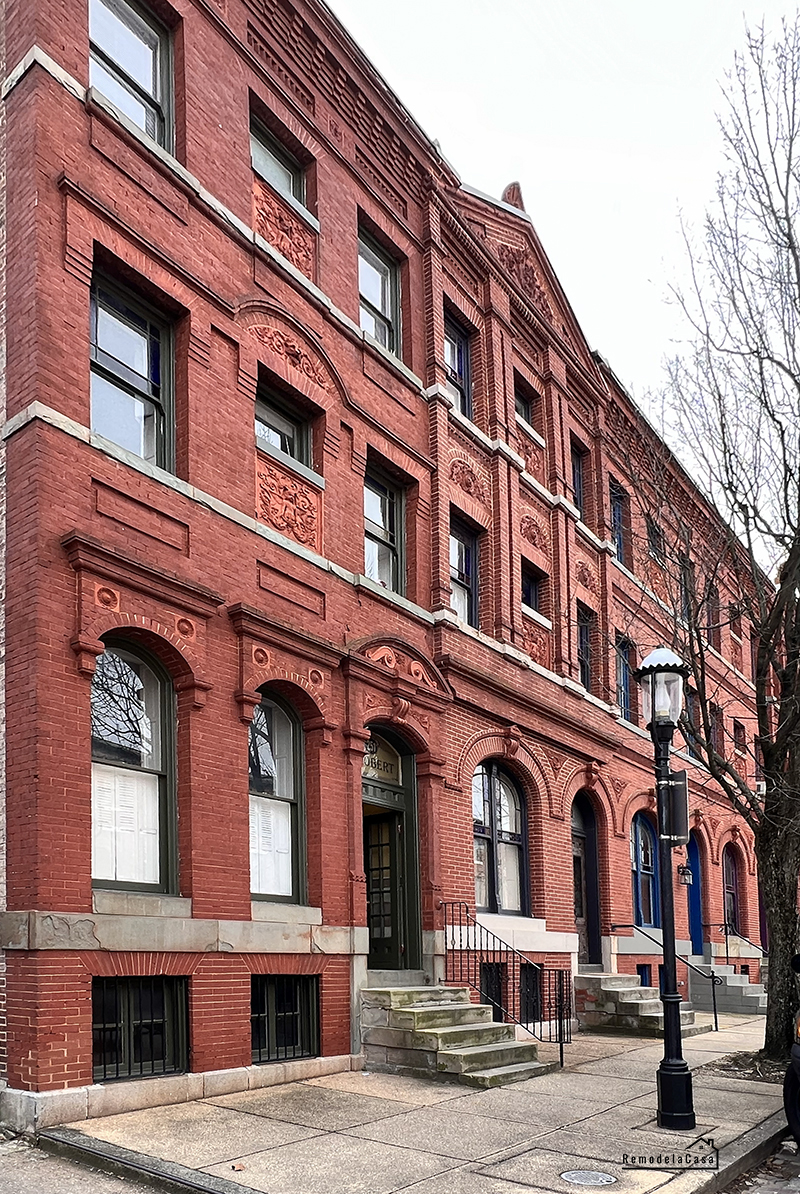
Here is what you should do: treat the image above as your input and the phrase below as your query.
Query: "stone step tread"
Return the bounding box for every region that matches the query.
[438,1040,539,1074]
[458,1060,558,1088]
[388,1003,494,1029]
[364,1022,516,1050]
[593,975,649,989]
[608,987,660,1000]
[361,987,472,1008]
[616,999,663,1015]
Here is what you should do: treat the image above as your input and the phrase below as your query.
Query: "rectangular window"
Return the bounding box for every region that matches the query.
[571,444,586,520]
[255,389,309,466]
[89,0,170,146]
[646,515,665,563]
[521,562,545,613]
[514,386,531,425]
[729,603,743,640]
[577,603,593,691]
[250,121,304,204]
[679,556,693,623]
[609,478,628,567]
[358,233,399,354]
[364,473,402,593]
[251,975,319,1064]
[90,279,171,469]
[450,521,478,627]
[636,963,652,989]
[707,584,721,652]
[616,635,635,722]
[733,719,746,755]
[444,317,472,419]
[710,704,724,755]
[685,689,701,760]
[92,976,187,1082]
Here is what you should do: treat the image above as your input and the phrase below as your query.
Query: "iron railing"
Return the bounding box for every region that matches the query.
[611,923,722,1031]
[703,922,768,969]
[441,901,572,1066]
[92,975,188,1082]
[251,974,320,1064]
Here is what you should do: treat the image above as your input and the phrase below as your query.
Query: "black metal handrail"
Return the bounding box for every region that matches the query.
[441,901,572,1067]
[611,923,722,1031]
[703,921,768,968]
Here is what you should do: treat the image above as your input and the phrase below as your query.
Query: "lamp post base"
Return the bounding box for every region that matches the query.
[657,1065,696,1130]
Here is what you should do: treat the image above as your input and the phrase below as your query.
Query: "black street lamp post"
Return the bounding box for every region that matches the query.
[635,646,696,1132]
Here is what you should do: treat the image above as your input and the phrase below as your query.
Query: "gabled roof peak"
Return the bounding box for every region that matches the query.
[501,181,526,212]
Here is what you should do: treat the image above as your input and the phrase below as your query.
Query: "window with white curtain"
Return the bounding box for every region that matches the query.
[249,695,303,901]
[91,643,174,889]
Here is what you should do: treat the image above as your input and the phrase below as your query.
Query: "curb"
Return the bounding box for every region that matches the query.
[653,1110,789,1194]
[37,1127,248,1194]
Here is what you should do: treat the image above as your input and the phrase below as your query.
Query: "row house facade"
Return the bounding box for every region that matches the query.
[0,0,763,1125]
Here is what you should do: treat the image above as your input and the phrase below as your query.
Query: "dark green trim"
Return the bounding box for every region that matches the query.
[249,689,307,906]
[91,636,179,896]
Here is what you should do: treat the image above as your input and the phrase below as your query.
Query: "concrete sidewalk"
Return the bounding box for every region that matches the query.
[38,1015,786,1194]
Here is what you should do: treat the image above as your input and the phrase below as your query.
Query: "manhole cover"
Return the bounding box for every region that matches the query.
[560,1172,617,1187]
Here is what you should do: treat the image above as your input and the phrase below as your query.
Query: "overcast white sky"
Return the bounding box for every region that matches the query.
[325,1,794,404]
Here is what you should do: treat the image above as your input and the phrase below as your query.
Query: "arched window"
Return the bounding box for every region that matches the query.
[91,642,175,889]
[722,843,740,933]
[631,812,659,927]
[473,763,527,914]
[249,694,304,902]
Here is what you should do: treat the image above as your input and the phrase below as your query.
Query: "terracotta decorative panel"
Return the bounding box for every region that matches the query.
[252,178,316,280]
[255,451,321,551]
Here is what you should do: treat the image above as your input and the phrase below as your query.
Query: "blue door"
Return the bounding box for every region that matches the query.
[687,832,703,955]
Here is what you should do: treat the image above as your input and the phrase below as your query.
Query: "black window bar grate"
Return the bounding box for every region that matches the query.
[251,974,320,1064]
[92,976,188,1083]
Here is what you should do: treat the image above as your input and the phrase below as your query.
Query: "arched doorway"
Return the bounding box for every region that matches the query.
[686,831,704,956]
[362,729,421,971]
[571,793,602,965]
[722,843,741,934]
[631,812,659,927]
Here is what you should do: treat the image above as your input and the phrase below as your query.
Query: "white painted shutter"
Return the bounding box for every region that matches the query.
[92,763,160,884]
[272,708,293,799]
[250,795,292,896]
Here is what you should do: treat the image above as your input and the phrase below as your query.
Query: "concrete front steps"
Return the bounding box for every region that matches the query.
[361,985,556,1089]
[574,973,712,1037]
[688,960,767,1015]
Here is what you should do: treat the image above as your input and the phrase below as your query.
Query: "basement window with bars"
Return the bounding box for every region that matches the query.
[251,975,319,1064]
[92,976,188,1082]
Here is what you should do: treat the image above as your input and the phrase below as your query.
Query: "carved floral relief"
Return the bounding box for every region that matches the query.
[449,457,490,506]
[520,513,549,553]
[364,643,438,689]
[575,558,598,594]
[496,243,553,320]
[522,619,551,670]
[253,177,316,280]
[256,453,321,550]
[247,323,328,390]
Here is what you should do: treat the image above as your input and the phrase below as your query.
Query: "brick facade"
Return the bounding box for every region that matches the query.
[0,0,761,1117]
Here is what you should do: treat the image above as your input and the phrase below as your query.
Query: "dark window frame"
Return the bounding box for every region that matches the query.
[89,0,172,148]
[722,844,740,933]
[472,761,529,916]
[254,385,311,468]
[631,812,660,928]
[358,230,401,356]
[92,975,188,1082]
[449,519,479,628]
[90,277,174,470]
[91,638,178,895]
[249,691,306,905]
[251,974,320,1064]
[577,602,594,691]
[571,442,587,521]
[646,515,666,564]
[444,315,472,420]
[363,469,404,595]
[707,584,722,652]
[609,477,629,567]
[250,118,305,204]
[733,719,746,755]
[684,689,702,760]
[615,635,635,722]
[521,561,545,613]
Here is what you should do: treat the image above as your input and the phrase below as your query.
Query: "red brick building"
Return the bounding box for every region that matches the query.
[0,0,763,1127]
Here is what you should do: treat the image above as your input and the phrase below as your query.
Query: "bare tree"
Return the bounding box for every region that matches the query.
[657,17,800,1057]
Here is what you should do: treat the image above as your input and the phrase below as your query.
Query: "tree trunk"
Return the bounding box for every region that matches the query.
[757,827,800,1058]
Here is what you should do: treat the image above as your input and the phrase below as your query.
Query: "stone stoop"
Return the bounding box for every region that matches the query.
[574,973,712,1037]
[360,986,556,1089]
[688,961,768,1015]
